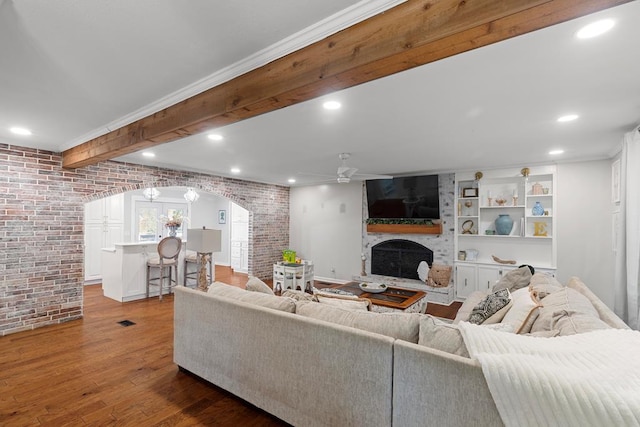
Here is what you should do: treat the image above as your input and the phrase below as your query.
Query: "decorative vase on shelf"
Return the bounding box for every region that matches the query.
[532,201,544,216]
[495,214,514,235]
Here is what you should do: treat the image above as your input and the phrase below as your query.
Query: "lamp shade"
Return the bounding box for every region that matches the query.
[187,228,222,253]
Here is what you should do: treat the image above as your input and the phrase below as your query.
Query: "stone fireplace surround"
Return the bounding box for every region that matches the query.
[358,173,456,305]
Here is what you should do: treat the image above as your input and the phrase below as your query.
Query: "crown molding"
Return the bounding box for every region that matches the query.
[61,0,406,151]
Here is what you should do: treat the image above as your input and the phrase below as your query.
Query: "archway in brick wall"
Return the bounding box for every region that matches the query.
[82,183,255,281]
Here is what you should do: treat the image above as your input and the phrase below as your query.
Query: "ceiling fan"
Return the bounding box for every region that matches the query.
[305,153,393,184]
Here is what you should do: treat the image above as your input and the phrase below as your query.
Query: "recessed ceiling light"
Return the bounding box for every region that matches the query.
[323,101,341,110]
[557,114,579,122]
[549,149,565,155]
[208,133,223,141]
[288,178,296,184]
[576,19,614,39]
[142,151,155,158]
[230,167,241,174]
[10,127,32,136]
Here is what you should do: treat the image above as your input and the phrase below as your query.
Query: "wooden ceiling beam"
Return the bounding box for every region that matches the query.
[62,0,631,169]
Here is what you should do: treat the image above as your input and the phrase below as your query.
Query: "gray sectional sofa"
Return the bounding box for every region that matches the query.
[173,274,629,427]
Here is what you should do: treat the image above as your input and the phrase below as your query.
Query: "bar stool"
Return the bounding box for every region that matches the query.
[146,236,181,300]
[183,250,213,288]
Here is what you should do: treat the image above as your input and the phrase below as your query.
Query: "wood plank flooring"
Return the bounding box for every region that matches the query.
[0,267,460,426]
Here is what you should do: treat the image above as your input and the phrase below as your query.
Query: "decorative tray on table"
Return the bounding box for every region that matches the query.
[358,282,388,294]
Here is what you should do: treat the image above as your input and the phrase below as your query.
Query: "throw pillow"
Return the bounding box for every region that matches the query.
[566,277,630,329]
[418,316,470,358]
[296,300,422,343]
[468,289,512,325]
[453,291,489,324]
[281,289,315,302]
[207,281,295,312]
[491,266,533,293]
[529,273,563,299]
[530,287,599,333]
[501,287,541,334]
[551,309,611,336]
[315,294,370,311]
[245,276,275,295]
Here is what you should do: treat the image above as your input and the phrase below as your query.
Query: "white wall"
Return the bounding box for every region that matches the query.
[289,182,363,281]
[556,160,614,307]
[190,193,231,265]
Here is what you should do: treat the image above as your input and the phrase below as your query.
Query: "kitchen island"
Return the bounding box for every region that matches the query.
[101,241,187,302]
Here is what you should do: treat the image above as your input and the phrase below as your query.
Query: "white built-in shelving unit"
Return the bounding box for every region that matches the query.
[453,166,557,299]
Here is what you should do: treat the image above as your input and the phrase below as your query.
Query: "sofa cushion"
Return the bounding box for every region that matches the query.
[453,291,488,325]
[207,282,295,313]
[501,287,541,334]
[566,276,630,329]
[315,294,370,311]
[551,309,611,336]
[295,300,421,343]
[529,273,563,299]
[245,276,275,295]
[281,289,315,302]
[418,316,470,358]
[530,287,601,334]
[468,289,512,325]
[492,266,533,293]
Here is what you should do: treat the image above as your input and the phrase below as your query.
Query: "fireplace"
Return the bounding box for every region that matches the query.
[371,239,433,280]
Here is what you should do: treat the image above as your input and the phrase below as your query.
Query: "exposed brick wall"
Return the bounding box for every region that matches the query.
[0,144,289,336]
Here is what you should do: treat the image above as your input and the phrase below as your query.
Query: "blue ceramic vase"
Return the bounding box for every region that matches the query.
[532,201,544,216]
[495,214,513,235]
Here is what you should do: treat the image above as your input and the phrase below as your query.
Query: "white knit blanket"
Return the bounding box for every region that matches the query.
[459,323,640,427]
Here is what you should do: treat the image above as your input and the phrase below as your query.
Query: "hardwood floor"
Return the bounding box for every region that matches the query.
[0,267,460,426]
[0,267,288,426]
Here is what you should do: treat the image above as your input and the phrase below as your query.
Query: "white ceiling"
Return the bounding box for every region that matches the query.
[2,1,639,187]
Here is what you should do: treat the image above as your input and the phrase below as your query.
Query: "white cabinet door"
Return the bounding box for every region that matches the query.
[84,222,105,281]
[84,194,125,282]
[240,242,248,272]
[477,265,503,292]
[230,241,242,270]
[455,264,476,299]
[230,240,248,273]
[106,193,125,223]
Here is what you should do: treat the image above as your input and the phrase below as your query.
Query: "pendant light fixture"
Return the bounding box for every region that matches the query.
[183,188,200,203]
[143,187,160,202]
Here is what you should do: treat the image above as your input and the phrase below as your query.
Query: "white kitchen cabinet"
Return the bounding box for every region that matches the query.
[84,194,124,282]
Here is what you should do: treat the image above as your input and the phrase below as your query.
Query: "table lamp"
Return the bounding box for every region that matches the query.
[187,227,222,291]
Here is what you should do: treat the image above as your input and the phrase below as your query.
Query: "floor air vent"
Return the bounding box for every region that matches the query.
[117,320,136,327]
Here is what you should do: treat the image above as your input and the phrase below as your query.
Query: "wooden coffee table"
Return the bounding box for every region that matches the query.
[316,281,427,313]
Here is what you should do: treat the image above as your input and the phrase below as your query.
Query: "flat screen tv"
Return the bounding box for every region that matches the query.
[366,175,440,220]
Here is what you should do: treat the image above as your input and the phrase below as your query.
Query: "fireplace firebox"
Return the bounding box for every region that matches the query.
[371,239,433,280]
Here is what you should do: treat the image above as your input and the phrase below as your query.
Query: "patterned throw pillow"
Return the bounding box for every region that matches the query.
[468,289,512,325]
